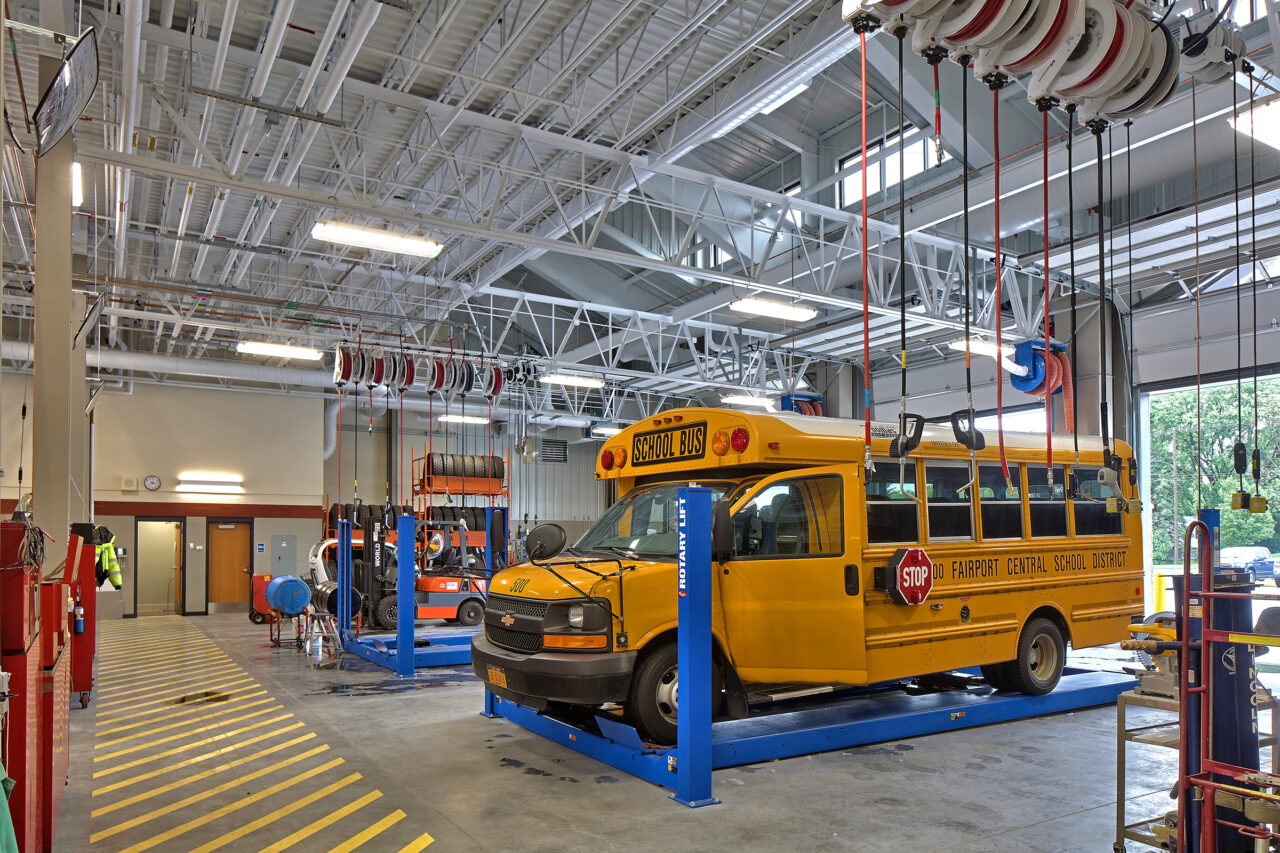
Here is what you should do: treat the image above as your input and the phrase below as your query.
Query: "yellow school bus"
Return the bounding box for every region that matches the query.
[472,407,1143,744]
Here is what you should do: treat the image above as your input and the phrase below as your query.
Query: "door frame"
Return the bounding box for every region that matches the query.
[133,516,187,617]
[205,517,255,613]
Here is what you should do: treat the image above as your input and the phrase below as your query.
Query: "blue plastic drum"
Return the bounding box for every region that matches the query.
[264,575,310,615]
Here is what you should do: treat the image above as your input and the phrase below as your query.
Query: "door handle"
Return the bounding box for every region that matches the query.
[844,564,859,596]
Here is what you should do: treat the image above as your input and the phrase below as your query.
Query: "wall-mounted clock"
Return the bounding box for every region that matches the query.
[143,475,162,492]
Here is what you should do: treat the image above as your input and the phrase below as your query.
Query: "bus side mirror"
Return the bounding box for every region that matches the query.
[712,500,733,563]
[526,523,567,561]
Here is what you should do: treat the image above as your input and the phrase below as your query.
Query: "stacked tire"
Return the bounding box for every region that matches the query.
[424,453,504,480]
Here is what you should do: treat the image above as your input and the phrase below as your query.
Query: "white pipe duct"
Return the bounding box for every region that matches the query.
[113,0,144,278]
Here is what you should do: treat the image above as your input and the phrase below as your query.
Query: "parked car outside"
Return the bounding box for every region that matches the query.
[1220,545,1276,584]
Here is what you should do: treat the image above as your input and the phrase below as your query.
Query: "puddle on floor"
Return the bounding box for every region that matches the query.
[311,669,478,697]
[170,690,230,705]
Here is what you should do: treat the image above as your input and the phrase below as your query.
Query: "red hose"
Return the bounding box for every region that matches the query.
[1043,110,1053,472]
[994,88,1010,484]
[1056,351,1075,433]
[861,32,872,458]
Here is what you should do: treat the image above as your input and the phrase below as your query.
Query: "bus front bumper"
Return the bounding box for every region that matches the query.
[471,634,637,709]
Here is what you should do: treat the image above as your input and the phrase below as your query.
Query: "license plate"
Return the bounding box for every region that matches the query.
[632,422,707,467]
[487,665,508,689]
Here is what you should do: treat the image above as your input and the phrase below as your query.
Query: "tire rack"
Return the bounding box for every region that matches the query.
[1178,520,1280,851]
[410,446,511,569]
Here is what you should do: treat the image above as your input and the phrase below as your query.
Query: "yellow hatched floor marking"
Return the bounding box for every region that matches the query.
[94,690,269,737]
[94,698,275,748]
[92,734,320,817]
[95,653,232,682]
[327,810,406,853]
[94,705,285,762]
[97,637,203,653]
[92,714,295,777]
[94,677,256,715]
[94,664,242,700]
[187,774,366,853]
[89,745,332,842]
[256,789,382,853]
[97,648,225,672]
[115,760,351,853]
[396,832,436,852]
[97,684,265,727]
[91,725,309,795]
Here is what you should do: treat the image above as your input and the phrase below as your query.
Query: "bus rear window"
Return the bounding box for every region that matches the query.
[924,461,973,540]
[1073,468,1124,535]
[979,463,1022,539]
[866,461,918,543]
[1027,465,1067,537]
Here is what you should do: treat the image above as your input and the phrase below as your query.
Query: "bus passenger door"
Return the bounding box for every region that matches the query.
[717,465,865,685]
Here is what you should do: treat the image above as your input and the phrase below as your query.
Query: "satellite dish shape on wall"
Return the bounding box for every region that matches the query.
[33,28,99,157]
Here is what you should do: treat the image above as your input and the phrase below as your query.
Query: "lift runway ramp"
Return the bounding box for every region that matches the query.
[79,616,436,852]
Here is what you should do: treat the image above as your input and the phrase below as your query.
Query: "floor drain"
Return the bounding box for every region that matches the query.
[170,690,230,705]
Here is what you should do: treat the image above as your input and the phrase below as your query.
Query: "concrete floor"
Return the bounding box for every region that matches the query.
[55,614,1186,852]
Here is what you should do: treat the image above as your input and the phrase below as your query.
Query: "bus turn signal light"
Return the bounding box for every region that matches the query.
[731,427,750,453]
[712,430,730,455]
[542,634,608,650]
[614,448,627,467]
[601,449,615,470]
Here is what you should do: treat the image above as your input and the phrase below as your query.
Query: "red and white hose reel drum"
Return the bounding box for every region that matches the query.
[329,345,504,399]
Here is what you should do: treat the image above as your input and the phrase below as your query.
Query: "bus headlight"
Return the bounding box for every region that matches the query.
[568,604,584,628]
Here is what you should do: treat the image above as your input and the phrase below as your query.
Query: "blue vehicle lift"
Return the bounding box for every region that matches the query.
[336,510,502,676]
[483,487,1138,805]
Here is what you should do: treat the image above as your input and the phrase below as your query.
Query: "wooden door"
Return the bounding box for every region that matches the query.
[173,524,184,610]
[208,522,252,604]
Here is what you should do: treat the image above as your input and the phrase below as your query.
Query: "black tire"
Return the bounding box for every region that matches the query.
[980,663,1015,691]
[625,641,722,746]
[1005,617,1066,696]
[456,599,484,627]
[490,456,504,480]
[328,503,340,528]
[249,610,267,625]
[343,503,355,523]
[374,595,398,630]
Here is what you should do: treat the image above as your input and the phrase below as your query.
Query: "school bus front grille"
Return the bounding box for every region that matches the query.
[487,624,543,653]
[487,594,550,619]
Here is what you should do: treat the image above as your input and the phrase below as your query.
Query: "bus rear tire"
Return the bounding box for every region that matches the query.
[625,641,721,746]
[1007,617,1065,696]
[980,663,1014,691]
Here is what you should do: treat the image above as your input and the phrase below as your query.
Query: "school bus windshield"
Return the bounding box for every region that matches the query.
[573,481,734,558]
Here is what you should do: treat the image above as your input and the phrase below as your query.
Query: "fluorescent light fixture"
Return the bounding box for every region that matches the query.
[946,338,1014,358]
[1228,100,1280,151]
[540,373,605,389]
[71,162,83,207]
[722,394,777,411]
[177,471,243,484]
[175,484,245,494]
[439,414,490,425]
[730,297,818,322]
[760,82,809,115]
[312,220,442,259]
[591,424,623,437]
[236,340,323,360]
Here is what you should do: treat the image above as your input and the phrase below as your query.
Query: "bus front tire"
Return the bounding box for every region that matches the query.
[980,663,1014,691]
[625,641,721,746]
[1007,617,1065,695]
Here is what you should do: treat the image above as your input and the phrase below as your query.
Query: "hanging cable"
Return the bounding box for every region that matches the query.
[1230,55,1249,509]
[991,79,1012,493]
[859,29,873,473]
[933,63,943,166]
[1039,100,1054,481]
[891,25,923,467]
[1125,120,1141,512]
[1193,79,1202,511]
[1067,106,1079,467]
[952,59,985,489]
[1248,65,1264,506]
[1092,124,1115,485]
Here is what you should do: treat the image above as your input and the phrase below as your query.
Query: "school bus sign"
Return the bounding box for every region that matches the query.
[886,548,933,605]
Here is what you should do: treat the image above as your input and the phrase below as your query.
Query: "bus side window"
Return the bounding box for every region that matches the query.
[979,463,1022,539]
[866,461,918,543]
[924,461,974,540]
[1027,465,1067,537]
[1072,468,1124,535]
[734,476,843,558]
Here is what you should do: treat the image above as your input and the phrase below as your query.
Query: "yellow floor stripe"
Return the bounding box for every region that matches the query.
[95,653,232,682]
[94,677,256,715]
[256,789,382,853]
[91,725,309,795]
[187,774,365,853]
[97,648,225,672]
[93,706,286,763]
[92,714,295,777]
[116,761,351,853]
[94,664,242,700]
[328,810,406,853]
[90,745,333,842]
[91,734,320,817]
[96,684,265,727]
[97,637,200,653]
[94,698,275,748]
[94,690,269,737]
[396,832,436,852]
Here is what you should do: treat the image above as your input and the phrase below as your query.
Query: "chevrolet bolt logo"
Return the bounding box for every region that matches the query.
[500,614,515,627]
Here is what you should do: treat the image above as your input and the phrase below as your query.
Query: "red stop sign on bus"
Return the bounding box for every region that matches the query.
[889,548,933,605]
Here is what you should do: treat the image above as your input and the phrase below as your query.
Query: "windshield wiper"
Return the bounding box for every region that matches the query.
[592,545,639,558]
